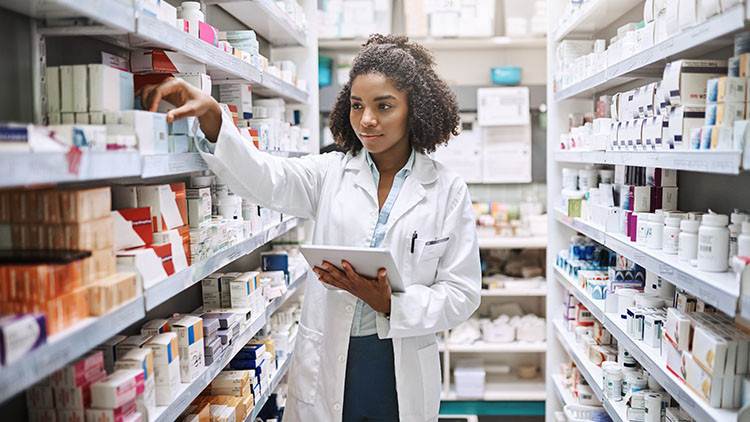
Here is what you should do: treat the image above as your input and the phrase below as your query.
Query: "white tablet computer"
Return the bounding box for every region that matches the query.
[299,245,406,293]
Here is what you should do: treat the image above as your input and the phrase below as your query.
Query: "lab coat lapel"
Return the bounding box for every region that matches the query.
[385,153,437,233]
[346,151,378,206]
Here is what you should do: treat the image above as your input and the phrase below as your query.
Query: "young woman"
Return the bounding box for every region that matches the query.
[140,34,481,422]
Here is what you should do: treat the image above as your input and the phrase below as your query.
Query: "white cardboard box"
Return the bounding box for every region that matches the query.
[663,60,728,107]
[172,316,205,383]
[72,64,88,112]
[46,66,61,114]
[145,333,181,405]
[119,110,168,155]
[87,64,134,112]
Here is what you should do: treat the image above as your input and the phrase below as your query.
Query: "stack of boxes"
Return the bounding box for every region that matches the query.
[171,316,205,383]
[0,186,143,335]
[146,332,182,406]
[113,183,190,289]
[114,348,157,420]
[26,351,108,422]
[87,368,146,422]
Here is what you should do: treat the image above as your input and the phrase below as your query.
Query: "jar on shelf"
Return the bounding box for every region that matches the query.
[646,213,665,250]
[698,213,729,272]
[178,1,204,22]
[662,217,681,255]
[678,220,699,263]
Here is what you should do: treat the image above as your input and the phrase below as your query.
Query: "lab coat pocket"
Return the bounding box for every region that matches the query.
[417,342,441,419]
[288,323,323,404]
[411,238,446,285]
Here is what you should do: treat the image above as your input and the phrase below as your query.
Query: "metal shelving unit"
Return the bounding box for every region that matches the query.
[554,0,642,42]
[0,297,145,403]
[144,217,305,310]
[481,286,547,297]
[152,271,306,422]
[553,4,747,101]
[556,261,742,422]
[131,14,262,84]
[554,209,741,316]
[0,0,135,32]
[555,150,744,174]
[207,0,307,47]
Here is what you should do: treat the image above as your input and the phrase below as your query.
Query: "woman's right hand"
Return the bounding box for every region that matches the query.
[136,76,223,142]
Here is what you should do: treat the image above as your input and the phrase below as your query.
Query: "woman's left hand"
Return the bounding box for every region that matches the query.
[314,261,392,314]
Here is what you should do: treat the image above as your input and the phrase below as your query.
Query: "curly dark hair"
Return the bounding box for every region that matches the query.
[329,34,460,155]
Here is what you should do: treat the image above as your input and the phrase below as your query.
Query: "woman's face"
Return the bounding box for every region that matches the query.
[349,73,409,155]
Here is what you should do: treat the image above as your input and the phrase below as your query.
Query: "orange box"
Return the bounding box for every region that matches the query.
[10,190,42,223]
[0,190,10,223]
[81,249,116,285]
[40,189,62,223]
[60,187,111,223]
[63,216,115,250]
[88,272,138,316]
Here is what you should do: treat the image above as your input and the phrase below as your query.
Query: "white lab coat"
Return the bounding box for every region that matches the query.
[198,113,481,422]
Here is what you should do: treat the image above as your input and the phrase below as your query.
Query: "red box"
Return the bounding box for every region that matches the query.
[113,207,154,251]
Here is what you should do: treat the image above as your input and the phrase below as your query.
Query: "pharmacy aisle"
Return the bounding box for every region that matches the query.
[547,1,750,422]
[0,0,317,420]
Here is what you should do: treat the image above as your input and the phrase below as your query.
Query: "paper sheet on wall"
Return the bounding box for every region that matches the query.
[481,125,532,183]
[477,87,530,126]
[431,118,483,183]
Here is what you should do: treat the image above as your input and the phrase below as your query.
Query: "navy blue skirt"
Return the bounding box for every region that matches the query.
[343,335,400,421]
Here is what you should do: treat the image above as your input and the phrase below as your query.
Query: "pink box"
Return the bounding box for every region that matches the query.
[53,369,106,409]
[198,21,218,46]
[51,351,105,387]
[90,369,145,409]
[84,399,137,422]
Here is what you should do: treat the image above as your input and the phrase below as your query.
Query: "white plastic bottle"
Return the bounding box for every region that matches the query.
[646,214,665,250]
[178,1,204,22]
[663,217,681,254]
[698,213,729,272]
[738,221,750,259]
[678,220,699,262]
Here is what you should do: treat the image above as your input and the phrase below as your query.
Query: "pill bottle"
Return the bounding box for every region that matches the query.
[739,221,750,258]
[662,217,681,254]
[605,366,623,401]
[601,361,618,387]
[646,213,665,250]
[178,2,204,22]
[698,213,729,272]
[579,168,598,191]
[599,169,614,184]
[678,220,699,262]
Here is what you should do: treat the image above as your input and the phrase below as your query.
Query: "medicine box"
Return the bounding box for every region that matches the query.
[95,335,127,374]
[137,183,188,232]
[50,351,104,388]
[261,252,289,282]
[90,369,144,409]
[72,64,88,113]
[145,333,181,405]
[187,187,211,228]
[172,316,205,383]
[88,64,134,112]
[60,66,75,112]
[662,60,728,106]
[685,352,723,407]
[202,273,224,309]
[668,106,706,149]
[220,273,242,307]
[141,319,170,337]
[85,401,138,422]
[115,348,157,417]
[130,50,207,74]
[119,110,168,154]
[230,272,257,308]
[46,66,61,114]
[219,84,253,119]
[115,334,154,358]
[0,313,47,366]
[717,76,748,103]
[87,272,139,316]
[665,308,692,351]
